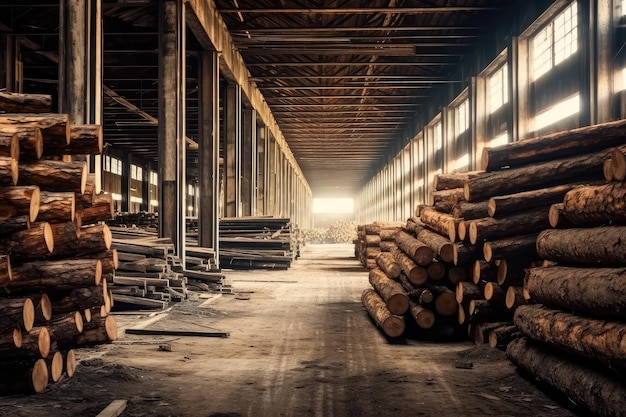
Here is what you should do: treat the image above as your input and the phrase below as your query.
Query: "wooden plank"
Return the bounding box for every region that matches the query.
[125,328,229,338]
[95,400,127,417]
[112,294,167,309]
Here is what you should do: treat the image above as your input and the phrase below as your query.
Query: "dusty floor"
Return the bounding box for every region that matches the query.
[0,244,582,417]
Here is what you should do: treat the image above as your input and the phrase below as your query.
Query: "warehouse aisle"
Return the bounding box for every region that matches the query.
[0,244,577,417]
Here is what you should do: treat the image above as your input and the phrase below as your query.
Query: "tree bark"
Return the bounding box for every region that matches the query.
[67,315,117,348]
[472,260,498,284]
[483,234,538,262]
[420,207,459,242]
[447,265,468,285]
[488,324,520,349]
[47,286,106,315]
[434,171,484,191]
[52,224,112,257]
[0,129,19,160]
[548,203,572,228]
[561,183,626,225]
[0,185,40,221]
[0,221,53,261]
[409,301,435,329]
[15,126,43,161]
[0,215,30,235]
[7,259,102,292]
[0,326,22,352]
[0,358,48,394]
[455,281,483,304]
[0,113,70,149]
[379,229,397,241]
[37,191,75,223]
[526,266,626,319]
[47,312,84,348]
[483,282,506,307]
[488,182,601,217]
[515,304,626,369]
[611,146,626,181]
[466,145,624,202]
[537,227,626,266]
[430,286,457,316]
[369,268,409,315]
[78,193,114,225]
[468,207,550,245]
[18,160,87,193]
[379,241,395,252]
[482,118,626,171]
[0,297,34,332]
[395,230,434,266]
[451,201,489,220]
[375,252,401,279]
[361,288,405,338]
[0,92,51,113]
[507,337,626,417]
[470,322,512,345]
[0,156,18,186]
[365,234,381,247]
[406,220,454,263]
[453,242,480,266]
[42,124,102,157]
[2,326,50,360]
[430,188,465,209]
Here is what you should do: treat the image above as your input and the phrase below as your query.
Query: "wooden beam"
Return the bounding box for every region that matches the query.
[95,400,127,417]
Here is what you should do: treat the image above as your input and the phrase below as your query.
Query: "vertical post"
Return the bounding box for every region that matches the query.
[241,106,255,216]
[59,0,86,123]
[256,125,266,215]
[578,0,592,127]
[268,135,277,216]
[121,155,130,213]
[594,0,612,123]
[224,83,242,218]
[158,0,186,261]
[141,161,150,212]
[198,49,220,265]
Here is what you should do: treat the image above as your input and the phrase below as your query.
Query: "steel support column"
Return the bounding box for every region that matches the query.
[224,83,242,218]
[256,125,267,215]
[242,106,256,216]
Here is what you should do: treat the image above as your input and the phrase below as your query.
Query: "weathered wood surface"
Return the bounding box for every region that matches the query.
[0,358,48,394]
[488,324,520,349]
[79,193,114,225]
[369,268,409,315]
[537,227,626,266]
[468,207,550,245]
[395,230,434,266]
[361,289,405,338]
[525,266,626,319]
[451,200,489,220]
[0,129,19,160]
[0,185,40,221]
[409,301,435,329]
[0,113,70,148]
[483,235,538,262]
[472,260,498,284]
[375,252,402,279]
[0,156,18,186]
[37,191,75,223]
[18,160,86,193]
[47,286,106,315]
[466,145,624,202]
[1,326,50,360]
[8,259,102,291]
[482,118,626,171]
[0,221,53,261]
[0,92,51,113]
[507,337,626,417]
[52,224,112,257]
[420,207,458,242]
[405,219,454,262]
[561,183,626,225]
[434,171,484,190]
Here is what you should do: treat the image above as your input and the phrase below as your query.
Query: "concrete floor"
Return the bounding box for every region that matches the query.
[0,244,579,417]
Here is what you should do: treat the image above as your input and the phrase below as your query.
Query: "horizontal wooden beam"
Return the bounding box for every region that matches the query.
[218,7,497,13]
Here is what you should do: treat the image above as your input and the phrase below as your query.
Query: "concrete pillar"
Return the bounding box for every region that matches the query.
[158,0,186,260]
[224,83,242,218]
[241,106,256,216]
[198,49,220,263]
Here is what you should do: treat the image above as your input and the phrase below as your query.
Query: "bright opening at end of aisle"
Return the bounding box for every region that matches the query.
[313,198,354,214]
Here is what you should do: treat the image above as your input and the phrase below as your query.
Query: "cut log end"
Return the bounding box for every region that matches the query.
[457,221,467,241]
[468,221,478,245]
[23,298,35,332]
[408,267,428,286]
[463,183,471,201]
[13,326,22,348]
[31,359,49,393]
[49,351,63,382]
[83,308,92,323]
[381,315,405,338]
[41,293,52,321]
[65,349,77,377]
[387,294,409,316]
[611,147,626,181]
[74,311,85,333]
[29,186,41,222]
[415,246,434,266]
[505,286,525,310]
[80,163,87,194]
[483,243,493,262]
[95,259,103,286]
[603,159,614,181]
[487,198,497,217]
[39,327,51,358]
[43,222,54,253]
[104,316,118,341]
[549,204,561,228]
[435,292,458,316]
[439,243,454,263]
[447,221,456,242]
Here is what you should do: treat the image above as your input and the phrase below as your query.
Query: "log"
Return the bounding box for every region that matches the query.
[497,260,529,286]
[0,129,19,160]
[45,350,64,383]
[420,207,458,241]
[537,227,626,266]
[0,202,15,221]
[78,193,114,225]
[0,215,30,235]
[488,325,520,349]
[395,230,434,266]
[561,183,626,225]
[472,260,498,284]
[466,145,624,202]
[434,170,484,191]
[482,119,626,171]
[365,234,381,247]
[447,265,467,284]
[611,146,626,181]
[391,248,427,286]
[31,293,52,323]
[74,316,116,348]
[452,242,480,266]
[468,299,496,318]
[0,92,51,113]
[414,226,454,263]
[375,252,401,279]
[36,191,75,223]
[431,286,457,316]
[0,297,34,332]
[470,322,512,345]
[455,281,482,304]
[525,266,626,319]
[505,286,526,310]
[77,173,98,207]
[15,126,43,161]
[52,224,112,257]
[429,188,464,209]
[407,288,434,305]
[365,247,380,259]
[379,241,395,252]
[43,124,102,156]
[487,182,601,218]
[468,207,550,245]
[409,301,435,329]
[548,203,571,228]
[361,289,405,338]
[0,255,11,282]
[0,156,18,185]
[507,337,626,417]
[0,185,40,221]
[65,349,77,377]
[81,249,118,274]
[457,220,467,241]
[603,158,614,181]
[0,113,70,149]
[8,259,102,292]
[0,221,53,261]
[368,268,409,315]
[426,260,446,281]
[2,326,50,360]
[0,358,48,394]
[483,235,538,262]
[47,286,106,315]
[18,160,87,193]
[379,229,397,241]
[451,201,489,220]
[515,304,626,369]
[483,282,506,307]
[47,312,84,348]
[364,224,380,235]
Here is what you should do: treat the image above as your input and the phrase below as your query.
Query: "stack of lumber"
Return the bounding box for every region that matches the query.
[355,222,403,269]
[219,217,296,270]
[109,227,223,309]
[506,149,626,416]
[0,92,117,395]
[107,211,157,229]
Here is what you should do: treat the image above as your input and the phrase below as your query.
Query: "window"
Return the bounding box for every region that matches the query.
[622,0,626,16]
[150,171,158,185]
[456,99,469,135]
[533,93,580,131]
[130,164,143,181]
[188,184,195,196]
[532,2,578,80]
[489,64,508,113]
[103,156,122,175]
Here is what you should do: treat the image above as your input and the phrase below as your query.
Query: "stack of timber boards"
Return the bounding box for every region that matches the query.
[219,217,296,270]
[109,227,223,309]
[0,92,117,395]
[355,222,403,269]
[108,211,157,230]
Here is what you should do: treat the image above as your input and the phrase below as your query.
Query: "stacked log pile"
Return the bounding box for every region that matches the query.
[303,220,357,244]
[0,93,117,395]
[219,217,297,270]
[355,222,403,269]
